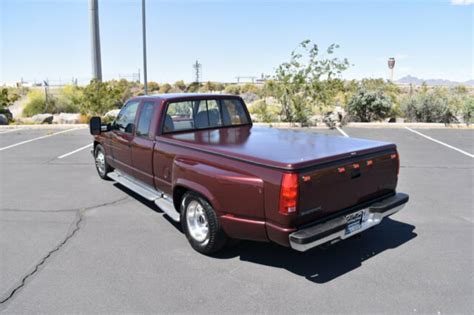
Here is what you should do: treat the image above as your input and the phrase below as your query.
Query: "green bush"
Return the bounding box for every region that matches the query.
[401,89,459,124]
[348,87,393,122]
[461,97,474,126]
[23,90,49,117]
[56,85,82,113]
[224,85,241,95]
[248,99,280,123]
[80,80,124,116]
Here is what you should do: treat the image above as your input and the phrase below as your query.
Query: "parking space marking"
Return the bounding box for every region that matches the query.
[0,128,84,152]
[336,126,349,137]
[405,127,474,158]
[57,143,93,159]
[0,129,20,134]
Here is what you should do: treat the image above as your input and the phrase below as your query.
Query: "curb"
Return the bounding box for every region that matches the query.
[253,122,473,129]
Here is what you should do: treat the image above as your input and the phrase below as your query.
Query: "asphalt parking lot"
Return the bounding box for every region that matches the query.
[0,125,472,314]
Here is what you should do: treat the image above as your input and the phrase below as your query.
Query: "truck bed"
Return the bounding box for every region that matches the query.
[160,126,395,170]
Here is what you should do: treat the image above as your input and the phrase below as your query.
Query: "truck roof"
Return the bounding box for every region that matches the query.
[131,93,241,102]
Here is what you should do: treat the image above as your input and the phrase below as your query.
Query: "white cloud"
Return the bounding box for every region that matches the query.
[451,0,474,5]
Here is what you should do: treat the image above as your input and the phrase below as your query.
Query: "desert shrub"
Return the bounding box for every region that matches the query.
[23,90,49,116]
[248,99,280,123]
[56,85,82,113]
[80,80,124,116]
[159,83,172,94]
[240,83,259,94]
[461,97,474,126]
[401,88,459,124]
[148,81,160,92]
[224,85,241,95]
[347,87,393,122]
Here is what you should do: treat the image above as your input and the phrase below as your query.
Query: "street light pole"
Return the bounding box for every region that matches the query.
[142,0,148,95]
[90,0,102,81]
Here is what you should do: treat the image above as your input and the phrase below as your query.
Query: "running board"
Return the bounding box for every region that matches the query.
[107,171,180,222]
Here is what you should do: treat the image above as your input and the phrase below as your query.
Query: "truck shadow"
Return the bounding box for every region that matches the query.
[215,219,417,284]
[113,184,416,284]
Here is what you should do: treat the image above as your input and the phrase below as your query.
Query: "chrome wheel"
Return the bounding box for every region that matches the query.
[186,200,209,243]
[95,150,106,175]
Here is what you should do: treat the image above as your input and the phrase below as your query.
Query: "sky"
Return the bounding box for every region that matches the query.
[1,0,473,85]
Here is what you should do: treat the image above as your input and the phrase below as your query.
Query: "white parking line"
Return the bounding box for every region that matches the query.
[336,126,349,137]
[57,143,93,159]
[405,127,474,158]
[0,128,84,152]
[0,129,20,134]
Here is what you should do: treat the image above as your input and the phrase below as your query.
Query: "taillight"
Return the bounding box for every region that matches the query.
[279,173,298,215]
[391,152,400,175]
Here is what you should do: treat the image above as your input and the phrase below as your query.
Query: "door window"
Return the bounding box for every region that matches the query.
[136,101,155,137]
[115,101,140,133]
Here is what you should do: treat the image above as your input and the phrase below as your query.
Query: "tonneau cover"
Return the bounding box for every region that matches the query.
[160,126,395,170]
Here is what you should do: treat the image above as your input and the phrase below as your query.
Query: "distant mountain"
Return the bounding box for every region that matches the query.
[397,75,474,87]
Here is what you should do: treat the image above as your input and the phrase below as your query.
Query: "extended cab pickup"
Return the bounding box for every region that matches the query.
[90,93,409,254]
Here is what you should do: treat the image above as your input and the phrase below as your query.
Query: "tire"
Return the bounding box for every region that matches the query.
[180,191,227,255]
[94,144,113,180]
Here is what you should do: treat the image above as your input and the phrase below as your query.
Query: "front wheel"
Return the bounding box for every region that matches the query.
[94,144,113,180]
[180,192,227,255]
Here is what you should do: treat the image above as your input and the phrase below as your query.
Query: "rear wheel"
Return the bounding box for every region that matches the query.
[94,144,113,180]
[180,192,227,255]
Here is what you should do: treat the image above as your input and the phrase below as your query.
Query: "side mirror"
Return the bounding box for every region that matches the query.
[125,123,135,134]
[90,116,101,135]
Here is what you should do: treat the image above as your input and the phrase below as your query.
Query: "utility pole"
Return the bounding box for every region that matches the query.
[90,0,102,81]
[142,0,148,95]
[193,60,202,83]
[43,80,49,112]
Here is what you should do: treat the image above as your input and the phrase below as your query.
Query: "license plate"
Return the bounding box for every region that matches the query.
[345,210,364,235]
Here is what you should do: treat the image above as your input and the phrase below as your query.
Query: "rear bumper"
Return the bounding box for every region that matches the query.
[289,192,409,252]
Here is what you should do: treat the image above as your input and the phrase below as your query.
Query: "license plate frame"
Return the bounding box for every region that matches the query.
[345,210,365,235]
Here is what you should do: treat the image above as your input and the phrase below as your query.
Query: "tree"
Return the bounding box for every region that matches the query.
[348,87,393,122]
[271,40,350,124]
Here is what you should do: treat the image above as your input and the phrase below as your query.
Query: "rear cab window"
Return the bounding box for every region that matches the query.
[163,98,250,133]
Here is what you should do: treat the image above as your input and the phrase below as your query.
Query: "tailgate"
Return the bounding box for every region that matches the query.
[296,148,399,225]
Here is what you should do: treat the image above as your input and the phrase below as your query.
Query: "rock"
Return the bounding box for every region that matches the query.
[0,108,13,121]
[53,113,81,124]
[0,114,8,125]
[31,113,54,124]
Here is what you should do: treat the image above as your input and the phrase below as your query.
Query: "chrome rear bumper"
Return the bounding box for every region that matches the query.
[289,193,409,252]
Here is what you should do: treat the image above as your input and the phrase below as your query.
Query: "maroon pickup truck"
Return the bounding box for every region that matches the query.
[89,93,408,254]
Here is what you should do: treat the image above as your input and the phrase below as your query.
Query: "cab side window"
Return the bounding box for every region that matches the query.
[115,101,140,133]
[136,102,155,138]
